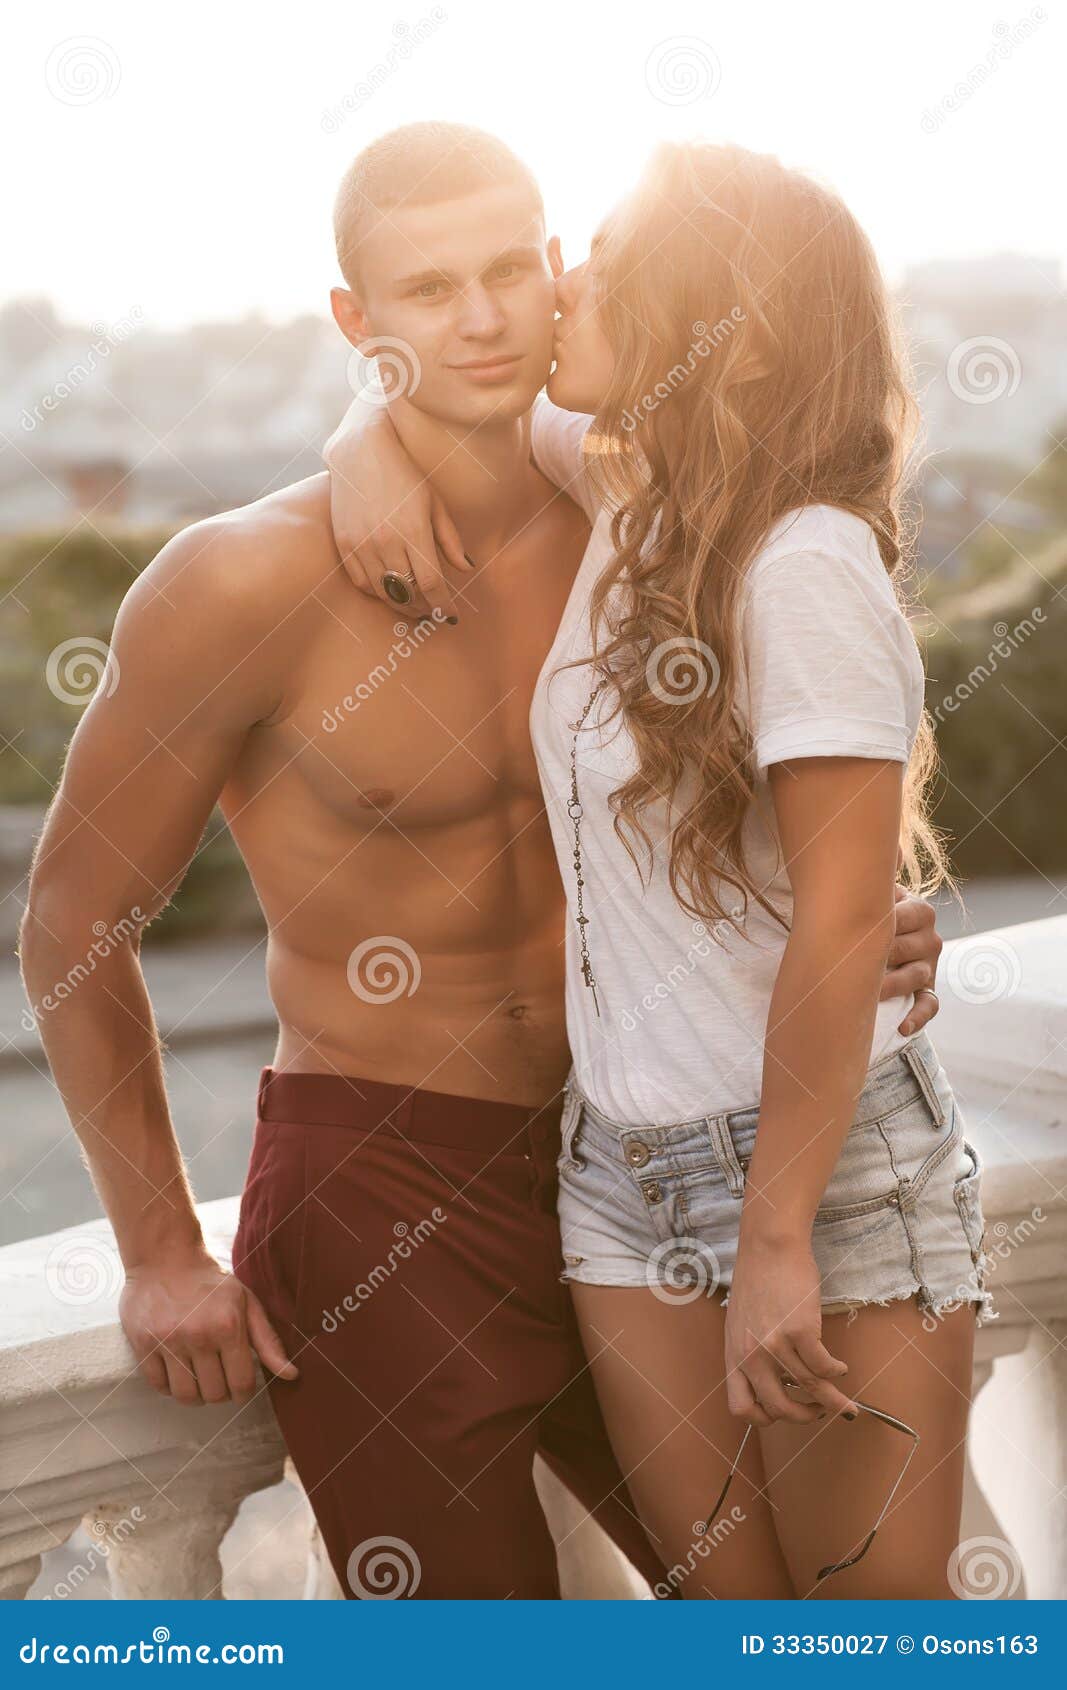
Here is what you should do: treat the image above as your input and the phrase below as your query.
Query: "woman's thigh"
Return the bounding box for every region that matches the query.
[569,1281,794,1598]
[760,1295,976,1599]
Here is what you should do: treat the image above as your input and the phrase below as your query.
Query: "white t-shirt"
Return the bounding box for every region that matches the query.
[529,396,926,1126]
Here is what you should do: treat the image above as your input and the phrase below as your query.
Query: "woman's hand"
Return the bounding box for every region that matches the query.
[724,1233,859,1426]
[323,401,471,623]
[886,885,943,1035]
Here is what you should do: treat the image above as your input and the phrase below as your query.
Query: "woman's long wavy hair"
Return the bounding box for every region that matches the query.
[578,141,949,929]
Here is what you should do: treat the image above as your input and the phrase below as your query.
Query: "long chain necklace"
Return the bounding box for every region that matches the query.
[567,675,608,1018]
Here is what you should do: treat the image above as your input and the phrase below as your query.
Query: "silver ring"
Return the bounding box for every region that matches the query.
[916,987,939,1002]
[381,569,417,605]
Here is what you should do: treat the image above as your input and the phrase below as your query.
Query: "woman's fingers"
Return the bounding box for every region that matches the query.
[782,1337,859,1416]
[430,493,473,573]
[405,539,458,623]
[744,1351,822,1424]
[725,1363,774,1427]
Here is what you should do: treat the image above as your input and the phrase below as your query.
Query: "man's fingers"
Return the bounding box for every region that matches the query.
[139,1350,171,1396]
[162,1345,202,1406]
[246,1292,300,1380]
[430,494,472,573]
[188,1347,230,1406]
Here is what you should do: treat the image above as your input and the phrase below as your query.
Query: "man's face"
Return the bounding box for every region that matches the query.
[339,184,557,429]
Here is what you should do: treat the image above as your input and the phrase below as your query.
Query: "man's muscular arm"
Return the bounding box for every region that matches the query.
[19,511,300,1406]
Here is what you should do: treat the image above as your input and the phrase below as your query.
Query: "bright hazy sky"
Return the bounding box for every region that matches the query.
[4,0,1062,329]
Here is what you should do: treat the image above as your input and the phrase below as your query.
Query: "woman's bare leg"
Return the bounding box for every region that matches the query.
[569,1282,794,1598]
[760,1297,976,1598]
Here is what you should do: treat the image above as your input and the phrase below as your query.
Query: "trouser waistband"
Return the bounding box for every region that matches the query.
[256,1066,564,1157]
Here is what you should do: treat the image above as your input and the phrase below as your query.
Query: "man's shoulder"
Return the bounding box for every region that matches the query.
[137,474,339,627]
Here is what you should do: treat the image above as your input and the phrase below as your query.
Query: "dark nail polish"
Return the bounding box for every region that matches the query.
[463,552,476,568]
[447,615,459,626]
[843,1410,857,1420]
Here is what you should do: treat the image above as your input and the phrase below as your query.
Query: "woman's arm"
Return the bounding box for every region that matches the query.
[322,397,470,621]
[724,755,904,1426]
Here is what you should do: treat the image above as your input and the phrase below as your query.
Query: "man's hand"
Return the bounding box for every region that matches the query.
[884,885,943,1035]
[119,1248,299,1406]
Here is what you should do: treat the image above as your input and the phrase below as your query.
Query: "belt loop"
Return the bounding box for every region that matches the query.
[705,1114,746,1199]
[901,1038,946,1128]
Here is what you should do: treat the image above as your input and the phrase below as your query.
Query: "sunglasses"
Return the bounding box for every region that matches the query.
[701,1398,920,1583]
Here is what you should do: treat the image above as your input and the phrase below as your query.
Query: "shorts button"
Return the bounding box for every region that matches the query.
[643,1181,663,1205]
[626,1140,651,1167]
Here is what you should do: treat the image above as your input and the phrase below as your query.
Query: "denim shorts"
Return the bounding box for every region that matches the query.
[556,1031,996,1326]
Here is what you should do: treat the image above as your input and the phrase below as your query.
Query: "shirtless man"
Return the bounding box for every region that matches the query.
[19,122,943,1600]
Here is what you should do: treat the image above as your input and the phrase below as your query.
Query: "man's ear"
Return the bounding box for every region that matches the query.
[330,285,370,347]
[547,235,563,280]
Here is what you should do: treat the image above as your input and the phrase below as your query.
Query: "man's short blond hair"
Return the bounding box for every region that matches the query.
[333,121,543,291]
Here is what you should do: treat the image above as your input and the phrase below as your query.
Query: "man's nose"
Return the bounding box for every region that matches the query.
[455,284,507,338]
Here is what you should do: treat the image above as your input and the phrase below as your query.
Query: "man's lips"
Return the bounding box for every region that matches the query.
[448,353,525,382]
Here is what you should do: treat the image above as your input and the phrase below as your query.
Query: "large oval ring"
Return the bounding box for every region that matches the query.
[382,570,416,605]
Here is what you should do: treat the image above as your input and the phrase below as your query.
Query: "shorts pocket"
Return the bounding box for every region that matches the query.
[232,1121,310,1333]
[952,1140,987,1268]
[557,1085,585,1170]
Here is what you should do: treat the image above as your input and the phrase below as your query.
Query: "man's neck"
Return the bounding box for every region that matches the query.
[387,396,536,556]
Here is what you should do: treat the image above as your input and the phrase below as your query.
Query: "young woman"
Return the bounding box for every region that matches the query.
[325,142,995,1598]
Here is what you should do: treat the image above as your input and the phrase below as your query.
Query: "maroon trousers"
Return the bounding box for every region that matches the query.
[231,1067,672,1599]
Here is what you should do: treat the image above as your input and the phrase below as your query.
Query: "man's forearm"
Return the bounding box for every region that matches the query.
[20,912,206,1267]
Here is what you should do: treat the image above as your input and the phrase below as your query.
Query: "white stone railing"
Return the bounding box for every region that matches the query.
[1,916,1064,1600]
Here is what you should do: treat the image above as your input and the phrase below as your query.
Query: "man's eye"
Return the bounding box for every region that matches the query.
[492,263,516,279]
[417,281,442,298]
